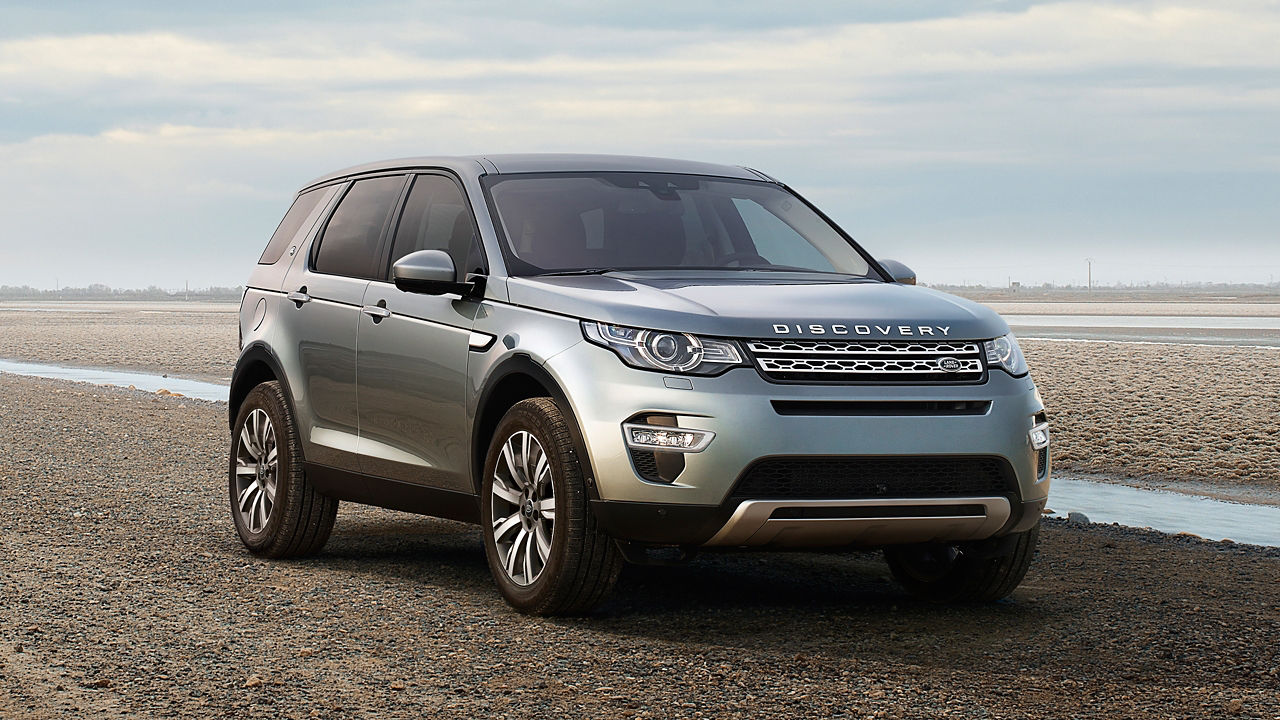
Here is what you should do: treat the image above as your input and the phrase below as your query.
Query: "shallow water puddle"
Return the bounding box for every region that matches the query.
[0,359,228,402]
[1048,476,1280,547]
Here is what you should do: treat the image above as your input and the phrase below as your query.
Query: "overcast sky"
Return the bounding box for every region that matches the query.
[1,0,1277,289]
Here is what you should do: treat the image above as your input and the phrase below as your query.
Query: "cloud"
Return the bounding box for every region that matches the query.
[0,1,1277,287]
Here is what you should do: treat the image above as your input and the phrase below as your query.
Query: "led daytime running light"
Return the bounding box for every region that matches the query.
[622,423,715,453]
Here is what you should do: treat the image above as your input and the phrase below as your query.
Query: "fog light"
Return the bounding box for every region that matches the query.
[1029,422,1050,450]
[622,423,715,453]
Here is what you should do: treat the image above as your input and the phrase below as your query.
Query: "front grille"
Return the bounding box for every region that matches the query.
[745,339,985,383]
[730,457,1016,500]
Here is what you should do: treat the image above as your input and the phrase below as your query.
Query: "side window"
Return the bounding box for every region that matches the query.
[259,188,323,265]
[313,175,405,279]
[731,198,835,271]
[388,174,480,281]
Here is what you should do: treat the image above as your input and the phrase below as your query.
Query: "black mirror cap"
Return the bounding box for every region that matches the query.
[878,259,917,285]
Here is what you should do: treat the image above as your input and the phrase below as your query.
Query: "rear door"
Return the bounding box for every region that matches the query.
[280,174,407,472]
[356,172,484,492]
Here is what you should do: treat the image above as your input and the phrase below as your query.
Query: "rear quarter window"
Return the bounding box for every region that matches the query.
[258,189,324,265]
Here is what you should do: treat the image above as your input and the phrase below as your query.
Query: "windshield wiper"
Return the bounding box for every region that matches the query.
[537,268,622,277]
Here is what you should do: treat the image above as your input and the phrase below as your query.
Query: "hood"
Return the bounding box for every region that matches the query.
[506,272,1009,341]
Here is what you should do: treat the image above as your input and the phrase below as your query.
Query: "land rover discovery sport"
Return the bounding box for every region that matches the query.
[228,154,1050,615]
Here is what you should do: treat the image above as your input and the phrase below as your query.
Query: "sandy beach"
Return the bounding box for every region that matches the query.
[1022,339,1280,491]
[0,302,239,383]
[1,300,1277,495]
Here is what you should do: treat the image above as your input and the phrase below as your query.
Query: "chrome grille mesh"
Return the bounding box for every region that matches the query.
[746,339,985,382]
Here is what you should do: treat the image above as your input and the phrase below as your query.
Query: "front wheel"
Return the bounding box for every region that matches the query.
[480,398,621,615]
[884,524,1039,603]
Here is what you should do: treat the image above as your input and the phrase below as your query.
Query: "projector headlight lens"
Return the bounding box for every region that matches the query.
[984,332,1029,377]
[583,321,743,375]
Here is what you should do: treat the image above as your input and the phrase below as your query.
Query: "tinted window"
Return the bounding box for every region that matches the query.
[313,176,405,279]
[483,173,872,277]
[259,189,323,265]
[732,198,835,271]
[388,175,481,281]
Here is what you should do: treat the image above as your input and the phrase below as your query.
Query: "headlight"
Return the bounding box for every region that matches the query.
[582,321,743,375]
[983,332,1028,377]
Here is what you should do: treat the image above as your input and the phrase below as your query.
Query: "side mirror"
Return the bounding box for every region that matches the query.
[878,259,916,285]
[392,250,481,297]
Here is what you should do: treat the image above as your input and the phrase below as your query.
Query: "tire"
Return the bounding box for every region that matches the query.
[229,381,338,558]
[884,523,1039,603]
[480,398,622,615]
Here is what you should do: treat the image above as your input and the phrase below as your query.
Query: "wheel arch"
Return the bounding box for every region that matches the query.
[229,342,294,429]
[472,354,594,497]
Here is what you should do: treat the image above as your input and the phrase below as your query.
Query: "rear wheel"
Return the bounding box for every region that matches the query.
[481,398,621,615]
[229,381,337,557]
[884,524,1039,603]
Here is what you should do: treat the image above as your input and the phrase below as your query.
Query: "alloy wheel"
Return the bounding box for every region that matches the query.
[490,430,556,586]
[234,408,278,534]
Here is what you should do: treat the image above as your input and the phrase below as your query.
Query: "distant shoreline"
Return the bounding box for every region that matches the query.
[946,286,1280,304]
[5,283,1278,305]
[0,287,243,302]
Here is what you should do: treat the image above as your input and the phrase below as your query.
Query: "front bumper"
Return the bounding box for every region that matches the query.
[546,340,1050,547]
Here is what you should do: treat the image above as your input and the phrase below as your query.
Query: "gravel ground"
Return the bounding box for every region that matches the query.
[1,374,1278,719]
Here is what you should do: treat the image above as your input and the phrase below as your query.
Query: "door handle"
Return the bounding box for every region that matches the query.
[361,305,392,322]
[286,289,311,307]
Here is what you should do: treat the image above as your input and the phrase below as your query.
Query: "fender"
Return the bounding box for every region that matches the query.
[228,342,296,429]
[471,353,598,499]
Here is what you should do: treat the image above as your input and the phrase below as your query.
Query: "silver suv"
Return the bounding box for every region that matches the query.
[229,154,1050,614]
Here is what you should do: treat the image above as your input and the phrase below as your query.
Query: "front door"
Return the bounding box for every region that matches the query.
[356,173,483,492]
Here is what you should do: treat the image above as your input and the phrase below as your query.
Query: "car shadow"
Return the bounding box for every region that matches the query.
[240,511,1066,674]
[589,550,1061,668]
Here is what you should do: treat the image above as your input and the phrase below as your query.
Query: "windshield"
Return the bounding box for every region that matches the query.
[482,172,877,278]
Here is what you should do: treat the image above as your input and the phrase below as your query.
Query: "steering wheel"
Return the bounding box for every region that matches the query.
[717,252,770,267]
